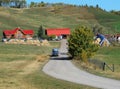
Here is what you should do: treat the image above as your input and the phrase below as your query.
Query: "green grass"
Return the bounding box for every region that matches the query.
[93,46,120,64]
[0,42,52,62]
[87,46,120,80]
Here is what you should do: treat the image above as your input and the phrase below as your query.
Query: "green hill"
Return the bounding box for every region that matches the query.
[0,5,120,37]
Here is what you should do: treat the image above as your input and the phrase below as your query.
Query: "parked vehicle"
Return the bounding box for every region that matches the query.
[52,48,59,56]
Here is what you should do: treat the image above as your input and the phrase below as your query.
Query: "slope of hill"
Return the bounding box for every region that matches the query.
[88,7,120,33]
[0,6,120,37]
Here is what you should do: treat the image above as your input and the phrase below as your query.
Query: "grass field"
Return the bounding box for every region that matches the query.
[73,46,120,80]
[0,42,97,89]
[93,47,120,64]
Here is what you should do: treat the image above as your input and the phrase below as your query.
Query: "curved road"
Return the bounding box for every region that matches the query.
[43,39,120,89]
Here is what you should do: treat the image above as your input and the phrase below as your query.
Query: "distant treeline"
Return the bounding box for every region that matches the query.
[0,0,120,13]
[0,0,26,8]
[110,10,120,16]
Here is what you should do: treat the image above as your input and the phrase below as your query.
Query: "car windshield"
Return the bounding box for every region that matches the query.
[53,48,58,51]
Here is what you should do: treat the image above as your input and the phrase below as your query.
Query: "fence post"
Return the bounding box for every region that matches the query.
[103,62,106,71]
[112,64,114,72]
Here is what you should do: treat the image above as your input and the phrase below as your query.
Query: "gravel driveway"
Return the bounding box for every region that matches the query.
[43,39,120,89]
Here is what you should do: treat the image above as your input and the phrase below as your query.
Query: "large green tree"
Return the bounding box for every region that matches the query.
[68,26,99,63]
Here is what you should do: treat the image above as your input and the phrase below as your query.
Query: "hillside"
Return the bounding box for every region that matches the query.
[0,5,120,37]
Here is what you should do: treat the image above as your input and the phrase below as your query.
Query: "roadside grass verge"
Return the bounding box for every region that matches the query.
[0,42,97,89]
[73,46,120,80]
[25,67,97,89]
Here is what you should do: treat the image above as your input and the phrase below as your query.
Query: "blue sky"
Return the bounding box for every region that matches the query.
[27,0,120,11]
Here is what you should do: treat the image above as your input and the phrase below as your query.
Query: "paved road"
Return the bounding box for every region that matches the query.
[43,39,120,89]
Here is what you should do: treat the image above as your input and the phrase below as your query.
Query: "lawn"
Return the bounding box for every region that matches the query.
[0,42,96,89]
[93,47,120,64]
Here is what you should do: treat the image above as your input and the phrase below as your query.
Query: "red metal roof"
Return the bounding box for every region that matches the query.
[3,28,34,36]
[3,30,14,35]
[23,30,34,35]
[46,28,70,36]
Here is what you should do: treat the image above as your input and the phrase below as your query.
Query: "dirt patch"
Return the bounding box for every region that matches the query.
[36,54,49,62]
[19,55,49,75]
[19,61,41,75]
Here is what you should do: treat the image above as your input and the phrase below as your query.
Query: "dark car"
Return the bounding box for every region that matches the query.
[52,48,59,56]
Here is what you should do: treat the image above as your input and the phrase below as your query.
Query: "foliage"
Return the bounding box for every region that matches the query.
[38,1,46,7]
[30,1,46,8]
[29,2,37,8]
[68,26,99,63]
[37,25,45,38]
[92,24,103,35]
[110,10,120,16]
[0,0,26,8]
[48,35,56,40]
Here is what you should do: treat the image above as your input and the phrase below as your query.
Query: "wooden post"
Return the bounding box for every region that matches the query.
[103,62,106,71]
[112,64,114,72]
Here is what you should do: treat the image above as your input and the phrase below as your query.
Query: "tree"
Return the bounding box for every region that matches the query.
[68,26,99,63]
[14,0,26,8]
[37,25,45,39]
[96,4,99,8]
[38,1,46,7]
[37,25,44,38]
[0,0,2,6]
[30,2,36,8]
[0,0,26,8]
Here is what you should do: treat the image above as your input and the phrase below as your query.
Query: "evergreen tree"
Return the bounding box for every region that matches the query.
[37,25,45,38]
[0,0,2,6]
[68,26,99,63]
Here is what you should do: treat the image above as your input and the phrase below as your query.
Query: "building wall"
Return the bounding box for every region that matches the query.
[14,30,24,38]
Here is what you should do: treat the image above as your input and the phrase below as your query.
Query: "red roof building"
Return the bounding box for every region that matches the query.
[45,28,70,38]
[3,27,34,39]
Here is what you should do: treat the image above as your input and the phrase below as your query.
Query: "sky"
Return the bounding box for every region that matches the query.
[27,0,120,11]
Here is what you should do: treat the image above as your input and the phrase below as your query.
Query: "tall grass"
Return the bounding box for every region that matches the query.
[89,46,120,79]
[93,46,120,64]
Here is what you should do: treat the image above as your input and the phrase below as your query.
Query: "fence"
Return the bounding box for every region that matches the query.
[88,59,120,72]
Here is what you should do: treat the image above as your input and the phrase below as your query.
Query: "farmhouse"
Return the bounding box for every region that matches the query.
[3,27,34,39]
[45,28,70,39]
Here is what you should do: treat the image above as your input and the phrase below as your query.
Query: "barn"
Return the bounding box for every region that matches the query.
[45,28,70,39]
[3,27,34,39]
